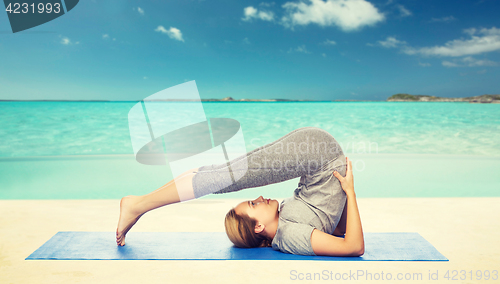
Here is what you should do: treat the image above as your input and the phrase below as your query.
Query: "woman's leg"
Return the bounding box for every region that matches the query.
[117,126,343,245]
[192,126,343,197]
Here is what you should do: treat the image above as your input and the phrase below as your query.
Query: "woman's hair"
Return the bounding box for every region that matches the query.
[224,208,273,248]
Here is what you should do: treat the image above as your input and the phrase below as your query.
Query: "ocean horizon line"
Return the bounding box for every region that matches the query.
[0,99,383,102]
[0,99,474,103]
[3,94,497,103]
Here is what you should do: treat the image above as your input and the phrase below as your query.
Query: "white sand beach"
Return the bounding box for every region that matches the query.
[1,197,499,284]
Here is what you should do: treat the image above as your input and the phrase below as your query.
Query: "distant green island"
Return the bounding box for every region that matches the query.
[387,94,500,103]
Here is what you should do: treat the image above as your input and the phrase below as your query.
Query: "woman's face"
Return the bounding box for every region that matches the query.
[234,196,279,228]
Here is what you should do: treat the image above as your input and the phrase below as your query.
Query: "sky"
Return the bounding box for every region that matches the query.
[1,0,499,101]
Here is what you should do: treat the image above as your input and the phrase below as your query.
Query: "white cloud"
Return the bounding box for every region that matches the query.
[397,5,411,17]
[429,16,455,23]
[373,27,500,68]
[280,0,384,31]
[60,36,78,45]
[137,7,144,15]
[404,27,500,57]
[243,37,251,44]
[288,45,311,54]
[461,56,497,66]
[242,6,258,20]
[61,37,71,45]
[442,56,498,67]
[322,53,326,57]
[442,61,459,67]
[242,6,275,21]
[323,39,336,45]
[102,34,115,41]
[155,26,185,42]
[463,28,477,36]
[377,36,407,48]
[259,2,275,7]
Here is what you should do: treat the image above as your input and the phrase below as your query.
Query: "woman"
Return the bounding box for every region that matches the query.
[116,127,364,256]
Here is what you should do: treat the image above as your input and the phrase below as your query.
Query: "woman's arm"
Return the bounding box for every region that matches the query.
[332,199,347,236]
[311,157,364,256]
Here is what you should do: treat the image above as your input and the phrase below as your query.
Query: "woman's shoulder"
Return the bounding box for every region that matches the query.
[272,220,316,256]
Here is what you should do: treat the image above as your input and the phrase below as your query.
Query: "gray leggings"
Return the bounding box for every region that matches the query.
[192,127,344,198]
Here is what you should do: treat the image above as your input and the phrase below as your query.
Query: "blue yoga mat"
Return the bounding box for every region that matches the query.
[26,232,448,261]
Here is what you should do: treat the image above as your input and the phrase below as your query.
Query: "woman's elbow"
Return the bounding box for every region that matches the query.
[352,243,364,256]
[356,246,365,256]
[358,243,365,256]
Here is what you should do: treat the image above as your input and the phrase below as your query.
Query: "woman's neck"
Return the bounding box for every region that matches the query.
[264,214,279,240]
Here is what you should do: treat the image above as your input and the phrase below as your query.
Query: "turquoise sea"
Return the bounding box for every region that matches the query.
[1,101,499,199]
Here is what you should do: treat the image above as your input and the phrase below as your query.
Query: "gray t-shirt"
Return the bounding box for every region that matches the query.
[271,156,347,255]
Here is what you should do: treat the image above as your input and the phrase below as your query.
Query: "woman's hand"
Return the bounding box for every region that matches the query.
[333,157,355,197]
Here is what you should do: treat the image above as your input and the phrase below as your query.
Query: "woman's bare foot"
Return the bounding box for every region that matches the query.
[116,195,144,246]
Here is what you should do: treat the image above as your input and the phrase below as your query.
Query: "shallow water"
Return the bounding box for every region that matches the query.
[0,101,499,199]
[1,101,499,157]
